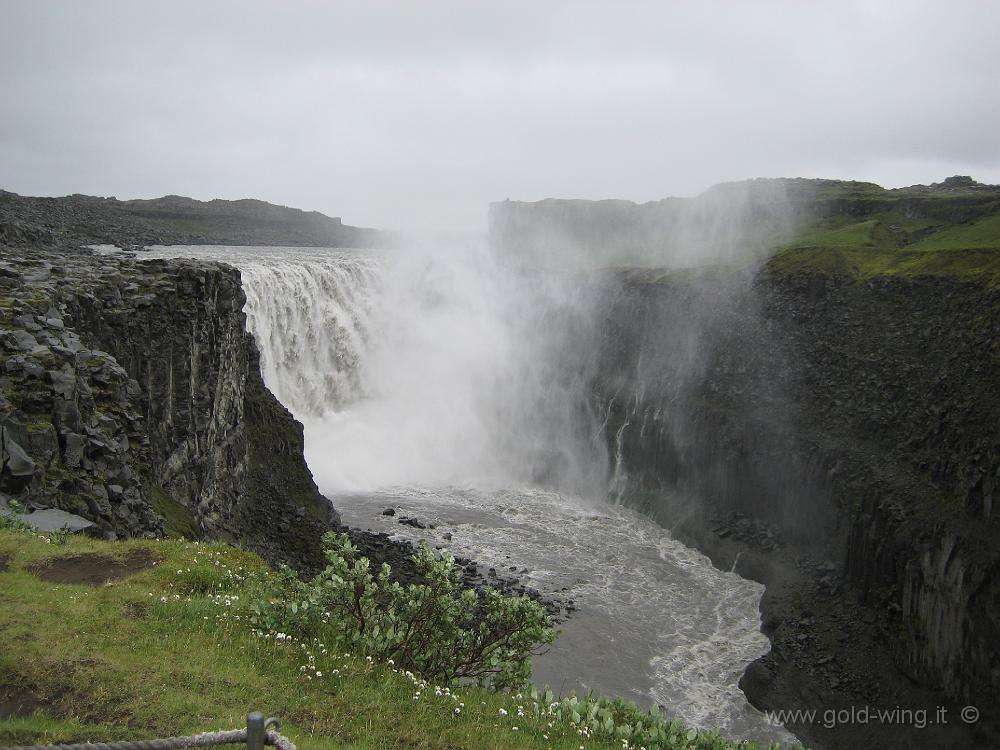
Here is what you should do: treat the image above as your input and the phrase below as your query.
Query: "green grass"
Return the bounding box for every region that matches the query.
[767,245,1000,285]
[907,212,1000,250]
[767,207,1000,285]
[786,218,887,248]
[0,529,786,750]
[148,486,200,540]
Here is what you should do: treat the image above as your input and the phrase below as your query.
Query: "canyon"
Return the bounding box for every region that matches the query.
[2,179,998,749]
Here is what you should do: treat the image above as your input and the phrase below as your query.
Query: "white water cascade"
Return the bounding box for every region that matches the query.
[239,250,380,415]
[145,244,796,747]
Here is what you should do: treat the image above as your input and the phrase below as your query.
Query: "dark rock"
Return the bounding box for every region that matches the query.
[49,369,76,398]
[12,315,42,332]
[1,430,36,479]
[0,247,337,570]
[17,508,95,533]
[1,330,41,352]
[740,661,775,693]
[593,266,998,749]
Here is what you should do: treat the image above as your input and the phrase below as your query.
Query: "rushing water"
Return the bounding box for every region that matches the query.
[144,245,795,746]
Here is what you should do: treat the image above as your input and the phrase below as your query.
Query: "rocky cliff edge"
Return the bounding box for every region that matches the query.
[0,248,338,569]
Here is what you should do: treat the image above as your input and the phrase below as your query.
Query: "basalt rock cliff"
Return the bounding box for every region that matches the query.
[493,176,1000,749]
[0,248,337,569]
[589,269,998,749]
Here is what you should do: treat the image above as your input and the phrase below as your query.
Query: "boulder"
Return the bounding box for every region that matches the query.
[17,508,95,534]
[12,314,42,332]
[49,368,77,398]
[0,329,42,353]
[1,430,36,477]
[52,398,82,432]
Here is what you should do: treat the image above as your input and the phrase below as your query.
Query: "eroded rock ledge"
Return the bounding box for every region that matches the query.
[0,248,337,568]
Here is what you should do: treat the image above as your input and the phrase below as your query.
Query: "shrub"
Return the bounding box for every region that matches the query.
[0,512,31,532]
[249,532,556,689]
[542,691,740,749]
[0,509,66,543]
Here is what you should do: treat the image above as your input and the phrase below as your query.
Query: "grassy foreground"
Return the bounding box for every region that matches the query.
[0,528,788,750]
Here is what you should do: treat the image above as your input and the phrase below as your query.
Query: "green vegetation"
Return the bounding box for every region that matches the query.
[0,526,791,750]
[757,176,1000,284]
[0,511,31,532]
[907,211,1000,250]
[148,485,200,539]
[767,244,1000,285]
[253,533,556,690]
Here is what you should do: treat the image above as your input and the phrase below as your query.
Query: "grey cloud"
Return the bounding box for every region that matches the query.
[1,0,998,232]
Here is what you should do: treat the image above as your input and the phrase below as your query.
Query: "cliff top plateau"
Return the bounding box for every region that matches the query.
[489,176,1000,284]
[0,190,388,251]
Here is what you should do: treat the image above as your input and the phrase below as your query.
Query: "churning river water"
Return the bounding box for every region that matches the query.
[144,245,797,747]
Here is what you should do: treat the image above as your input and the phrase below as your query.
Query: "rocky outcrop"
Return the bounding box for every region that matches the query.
[0,248,337,568]
[592,268,999,747]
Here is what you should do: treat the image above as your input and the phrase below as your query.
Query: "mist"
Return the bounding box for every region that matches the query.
[149,241,610,499]
[491,179,800,270]
[287,178,793,497]
[299,240,608,496]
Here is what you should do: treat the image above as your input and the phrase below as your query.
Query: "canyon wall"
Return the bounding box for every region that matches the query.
[590,267,999,735]
[490,179,1000,743]
[0,249,337,569]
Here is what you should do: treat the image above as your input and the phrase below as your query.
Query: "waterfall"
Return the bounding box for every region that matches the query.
[239,251,380,417]
[148,243,609,497]
[143,243,798,746]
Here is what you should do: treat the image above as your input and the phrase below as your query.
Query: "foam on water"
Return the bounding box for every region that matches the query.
[145,245,795,746]
[332,485,794,745]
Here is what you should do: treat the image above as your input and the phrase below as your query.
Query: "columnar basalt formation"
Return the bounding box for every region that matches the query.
[0,249,337,568]
[491,177,1000,747]
[581,272,997,750]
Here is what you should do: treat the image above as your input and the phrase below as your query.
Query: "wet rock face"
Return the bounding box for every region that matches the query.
[1,261,161,536]
[0,248,337,567]
[595,269,1000,724]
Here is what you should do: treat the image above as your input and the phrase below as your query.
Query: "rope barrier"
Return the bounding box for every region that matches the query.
[0,714,296,750]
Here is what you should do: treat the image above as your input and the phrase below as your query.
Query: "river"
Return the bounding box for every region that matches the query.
[144,244,797,746]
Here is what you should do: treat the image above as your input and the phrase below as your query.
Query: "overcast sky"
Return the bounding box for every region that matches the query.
[2,1,998,232]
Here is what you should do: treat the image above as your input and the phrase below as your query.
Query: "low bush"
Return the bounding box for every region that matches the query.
[249,531,556,690]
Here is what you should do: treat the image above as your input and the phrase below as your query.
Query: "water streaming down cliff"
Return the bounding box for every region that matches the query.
[238,251,380,414]
[145,244,796,745]
[237,243,610,496]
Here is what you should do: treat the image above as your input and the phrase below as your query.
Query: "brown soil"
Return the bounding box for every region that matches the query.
[0,554,9,573]
[28,549,157,585]
[122,601,150,620]
[0,691,50,720]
